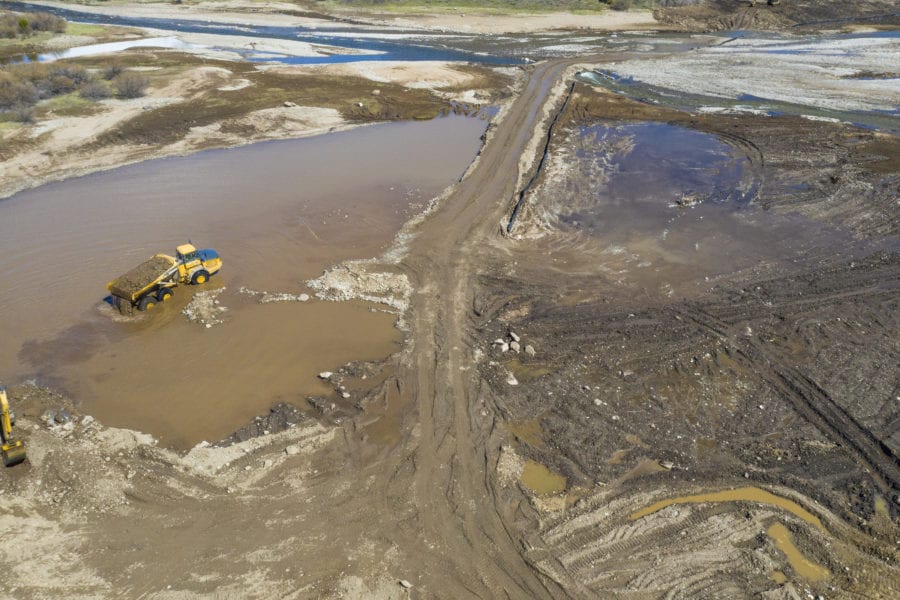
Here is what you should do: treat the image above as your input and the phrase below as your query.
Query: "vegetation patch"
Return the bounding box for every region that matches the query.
[37,91,102,117]
[322,0,659,12]
[0,10,65,39]
[90,55,457,148]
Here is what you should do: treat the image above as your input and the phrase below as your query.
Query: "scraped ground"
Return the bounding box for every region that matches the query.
[2,2,899,599]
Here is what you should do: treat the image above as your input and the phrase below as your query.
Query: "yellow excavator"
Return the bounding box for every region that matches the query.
[1,385,26,467]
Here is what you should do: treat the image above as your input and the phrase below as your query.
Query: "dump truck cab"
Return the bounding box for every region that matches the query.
[175,243,222,285]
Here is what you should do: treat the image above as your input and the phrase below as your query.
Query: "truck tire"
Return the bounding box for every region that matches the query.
[157,288,174,302]
[113,296,131,315]
[138,295,157,311]
[191,270,210,285]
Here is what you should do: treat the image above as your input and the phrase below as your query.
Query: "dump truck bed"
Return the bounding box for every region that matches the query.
[107,255,176,302]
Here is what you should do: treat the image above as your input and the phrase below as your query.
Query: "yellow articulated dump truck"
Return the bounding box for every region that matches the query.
[107,243,222,313]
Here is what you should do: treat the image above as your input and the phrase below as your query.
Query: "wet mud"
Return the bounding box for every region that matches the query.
[477,86,899,598]
[0,113,488,449]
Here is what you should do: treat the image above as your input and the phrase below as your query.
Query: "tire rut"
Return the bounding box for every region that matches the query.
[680,304,900,496]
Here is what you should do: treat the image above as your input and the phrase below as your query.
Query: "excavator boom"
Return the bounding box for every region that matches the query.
[0,386,26,467]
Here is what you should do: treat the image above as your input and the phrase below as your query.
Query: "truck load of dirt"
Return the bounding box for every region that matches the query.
[107,255,173,299]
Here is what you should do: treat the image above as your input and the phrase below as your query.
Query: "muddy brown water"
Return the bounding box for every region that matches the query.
[767,522,831,582]
[0,115,487,449]
[629,486,824,530]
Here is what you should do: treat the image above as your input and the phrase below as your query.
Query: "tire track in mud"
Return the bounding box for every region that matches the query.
[384,57,597,598]
[679,295,900,497]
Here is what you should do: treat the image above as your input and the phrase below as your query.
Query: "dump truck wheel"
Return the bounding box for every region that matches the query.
[191,270,209,285]
[138,295,157,311]
[157,288,174,302]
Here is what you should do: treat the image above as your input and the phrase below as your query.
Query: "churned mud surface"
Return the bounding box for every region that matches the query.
[1,2,899,599]
[476,86,899,598]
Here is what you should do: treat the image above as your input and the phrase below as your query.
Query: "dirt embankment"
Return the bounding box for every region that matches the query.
[655,0,900,31]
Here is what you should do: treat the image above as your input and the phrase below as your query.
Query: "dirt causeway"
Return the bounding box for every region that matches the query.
[1,1,898,599]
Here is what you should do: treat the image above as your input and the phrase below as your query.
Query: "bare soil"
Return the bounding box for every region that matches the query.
[1,2,898,599]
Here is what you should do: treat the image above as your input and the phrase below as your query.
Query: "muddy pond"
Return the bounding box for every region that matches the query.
[523,120,870,299]
[0,114,487,449]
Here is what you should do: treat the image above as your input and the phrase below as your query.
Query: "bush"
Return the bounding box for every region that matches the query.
[50,66,90,86]
[0,10,66,38]
[45,74,76,95]
[29,12,66,33]
[114,73,150,98]
[103,64,124,80]
[10,105,34,123]
[80,81,111,100]
[33,66,88,97]
[0,75,38,109]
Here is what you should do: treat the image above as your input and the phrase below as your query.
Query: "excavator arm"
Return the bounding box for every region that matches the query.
[0,386,26,467]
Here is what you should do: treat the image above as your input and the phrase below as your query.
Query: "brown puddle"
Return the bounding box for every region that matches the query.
[629,486,824,530]
[767,523,830,582]
[504,358,555,383]
[0,115,488,449]
[521,460,567,496]
[507,413,546,447]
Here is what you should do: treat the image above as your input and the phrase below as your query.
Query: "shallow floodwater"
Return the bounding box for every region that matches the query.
[530,121,861,298]
[0,115,487,448]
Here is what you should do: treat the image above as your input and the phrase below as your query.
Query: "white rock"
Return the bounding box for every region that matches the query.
[509,331,521,342]
[285,445,301,456]
[524,344,536,357]
[298,293,310,302]
[244,465,252,471]
[399,580,412,589]
[506,372,519,386]
[493,338,506,345]
[318,371,333,380]
[500,342,509,353]
[593,398,602,407]
[81,415,95,426]
[341,392,351,399]
[510,341,521,353]
[263,459,273,468]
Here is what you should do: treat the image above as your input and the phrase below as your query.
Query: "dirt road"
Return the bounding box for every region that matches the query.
[382,58,584,597]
